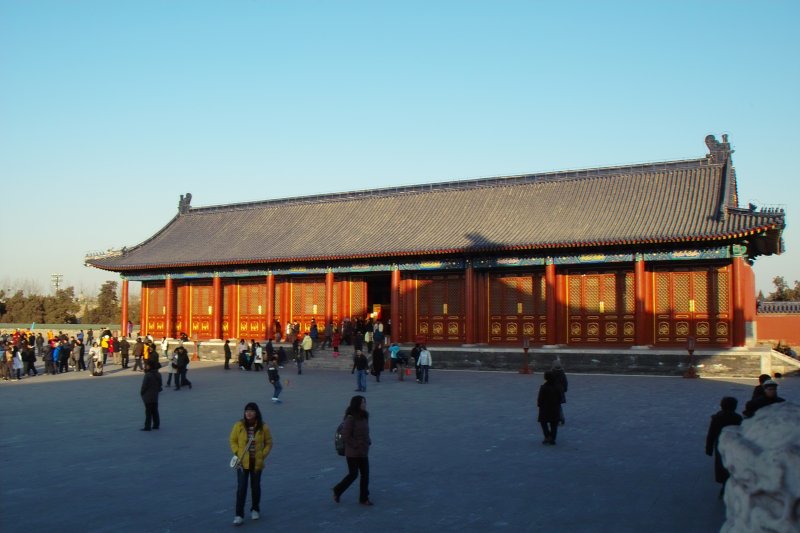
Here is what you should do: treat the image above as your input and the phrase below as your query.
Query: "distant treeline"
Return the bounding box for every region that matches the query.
[0,281,140,325]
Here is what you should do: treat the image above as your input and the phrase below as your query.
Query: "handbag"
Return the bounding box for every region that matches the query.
[230,435,255,469]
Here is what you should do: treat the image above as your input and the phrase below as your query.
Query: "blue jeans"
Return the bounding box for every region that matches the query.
[357,369,367,391]
[272,379,283,398]
[235,468,262,517]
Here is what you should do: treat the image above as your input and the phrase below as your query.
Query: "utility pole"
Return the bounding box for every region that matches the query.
[51,273,64,292]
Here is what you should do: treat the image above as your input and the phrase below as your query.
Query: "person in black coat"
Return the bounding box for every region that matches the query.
[743,380,785,417]
[705,396,742,497]
[224,339,232,370]
[551,360,568,424]
[175,343,192,390]
[537,371,562,445]
[750,374,772,400]
[140,361,163,431]
[371,346,385,383]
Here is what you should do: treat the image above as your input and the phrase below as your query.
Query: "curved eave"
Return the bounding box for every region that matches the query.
[88,223,782,274]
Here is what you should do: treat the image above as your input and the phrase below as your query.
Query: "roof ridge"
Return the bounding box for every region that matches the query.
[189,157,713,214]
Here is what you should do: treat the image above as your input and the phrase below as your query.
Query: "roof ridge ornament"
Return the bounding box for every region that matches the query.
[705,134,733,163]
[178,193,192,214]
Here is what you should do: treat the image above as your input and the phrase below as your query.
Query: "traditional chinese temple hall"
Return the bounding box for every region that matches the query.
[88,135,786,353]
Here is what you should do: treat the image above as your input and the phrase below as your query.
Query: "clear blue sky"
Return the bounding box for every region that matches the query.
[1,1,798,298]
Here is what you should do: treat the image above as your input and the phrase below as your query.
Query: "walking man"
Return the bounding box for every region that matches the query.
[132,337,145,372]
[352,350,368,392]
[119,336,130,368]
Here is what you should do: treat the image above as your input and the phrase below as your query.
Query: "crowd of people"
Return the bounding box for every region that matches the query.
[0,328,199,386]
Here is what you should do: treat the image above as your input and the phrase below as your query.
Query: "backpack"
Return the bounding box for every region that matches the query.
[334,421,346,456]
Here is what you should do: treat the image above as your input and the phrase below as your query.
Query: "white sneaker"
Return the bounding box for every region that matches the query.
[251,511,260,520]
[271,397,278,401]
[233,516,243,525]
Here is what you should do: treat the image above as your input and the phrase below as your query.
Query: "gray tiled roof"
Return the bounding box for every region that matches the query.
[88,151,785,272]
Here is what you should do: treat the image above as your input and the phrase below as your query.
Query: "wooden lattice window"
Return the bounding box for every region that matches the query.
[537,276,547,315]
[655,273,670,314]
[604,276,617,314]
[694,271,709,314]
[147,286,166,315]
[274,283,282,318]
[624,272,635,314]
[191,285,212,315]
[351,279,366,317]
[175,286,185,315]
[446,277,464,315]
[568,277,581,315]
[674,273,690,314]
[222,284,231,315]
[585,277,600,315]
[717,269,730,312]
[491,275,536,315]
[333,282,340,313]
[240,283,265,315]
[292,282,303,315]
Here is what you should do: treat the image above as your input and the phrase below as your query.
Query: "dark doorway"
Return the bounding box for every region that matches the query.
[367,274,391,320]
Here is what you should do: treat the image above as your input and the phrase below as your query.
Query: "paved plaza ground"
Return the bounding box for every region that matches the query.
[1,359,797,532]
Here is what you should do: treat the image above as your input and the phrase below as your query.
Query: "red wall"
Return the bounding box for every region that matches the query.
[756,315,800,346]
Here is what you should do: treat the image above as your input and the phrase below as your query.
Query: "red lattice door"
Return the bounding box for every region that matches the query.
[416,274,465,343]
[567,270,635,344]
[290,278,326,333]
[489,272,547,344]
[238,281,267,339]
[190,283,213,340]
[654,266,731,346]
[349,278,368,320]
[174,284,187,338]
[145,284,166,338]
[221,283,233,338]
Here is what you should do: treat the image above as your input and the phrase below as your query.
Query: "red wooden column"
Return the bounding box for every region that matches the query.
[342,278,351,321]
[212,275,222,339]
[545,260,557,345]
[464,262,475,344]
[732,247,746,347]
[325,269,334,330]
[280,280,291,333]
[140,283,147,336]
[165,276,174,339]
[634,254,648,346]
[391,267,401,344]
[476,271,487,344]
[266,273,275,341]
[120,278,129,338]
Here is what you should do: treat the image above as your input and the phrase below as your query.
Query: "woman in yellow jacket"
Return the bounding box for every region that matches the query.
[229,402,273,526]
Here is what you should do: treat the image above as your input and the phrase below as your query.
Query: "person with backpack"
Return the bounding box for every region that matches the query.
[332,395,373,506]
